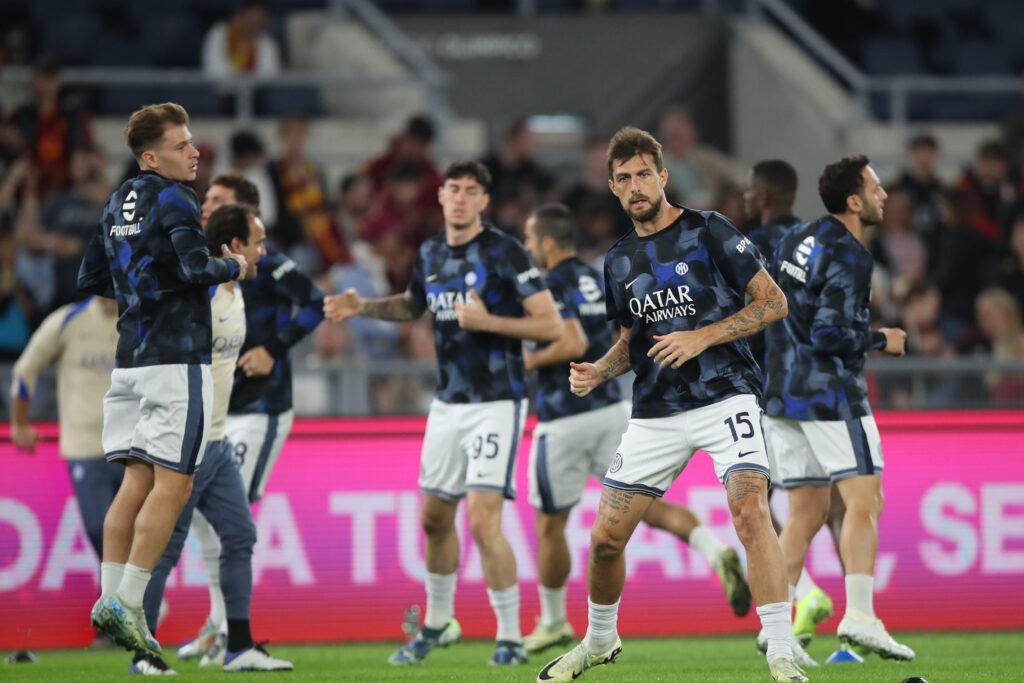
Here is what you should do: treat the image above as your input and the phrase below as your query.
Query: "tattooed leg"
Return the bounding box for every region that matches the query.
[588,486,654,604]
[726,471,788,605]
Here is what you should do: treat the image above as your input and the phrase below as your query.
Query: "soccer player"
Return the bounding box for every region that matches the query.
[323,161,562,666]
[520,203,751,655]
[175,172,324,662]
[128,203,292,674]
[744,160,836,644]
[537,127,807,683]
[9,296,119,563]
[762,155,914,660]
[77,102,248,658]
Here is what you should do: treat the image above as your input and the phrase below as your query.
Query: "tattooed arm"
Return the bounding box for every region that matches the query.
[323,288,427,323]
[648,269,788,369]
[569,326,632,397]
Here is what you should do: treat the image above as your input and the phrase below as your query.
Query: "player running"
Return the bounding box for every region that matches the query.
[520,203,751,655]
[537,127,807,683]
[762,155,914,661]
[324,161,562,667]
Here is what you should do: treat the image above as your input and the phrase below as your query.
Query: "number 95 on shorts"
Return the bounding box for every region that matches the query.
[418,398,528,501]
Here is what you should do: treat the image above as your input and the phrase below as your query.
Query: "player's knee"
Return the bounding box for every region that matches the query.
[590,526,626,564]
[536,513,566,541]
[730,494,770,546]
[221,516,257,555]
[468,513,501,547]
[420,510,454,538]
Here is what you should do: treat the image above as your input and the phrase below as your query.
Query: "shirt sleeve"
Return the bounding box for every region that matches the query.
[77,225,114,298]
[261,254,326,358]
[810,245,887,355]
[407,249,427,310]
[10,305,66,399]
[504,240,547,301]
[160,185,239,285]
[706,212,766,293]
[603,256,632,329]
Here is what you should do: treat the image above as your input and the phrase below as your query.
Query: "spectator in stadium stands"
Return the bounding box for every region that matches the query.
[480,117,555,235]
[0,149,31,229]
[956,139,1016,243]
[268,115,345,273]
[888,281,963,407]
[975,287,1024,406]
[192,142,217,207]
[335,173,374,247]
[362,114,442,213]
[201,0,281,77]
[574,197,622,269]
[7,57,93,202]
[889,132,945,236]
[991,217,1024,316]
[712,182,748,229]
[871,188,927,294]
[15,144,108,312]
[561,137,633,240]
[930,188,997,344]
[0,224,32,360]
[800,0,886,66]
[658,105,745,209]
[226,130,277,235]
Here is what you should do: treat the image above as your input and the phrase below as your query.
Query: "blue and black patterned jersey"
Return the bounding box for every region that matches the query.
[78,171,239,368]
[408,226,547,403]
[763,215,887,421]
[604,208,766,419]
[227,247,325,415]
[535,257,622,422]
[746,214,802,366]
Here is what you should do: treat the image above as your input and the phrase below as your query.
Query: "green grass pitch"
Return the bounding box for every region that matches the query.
[3,632,1021,681]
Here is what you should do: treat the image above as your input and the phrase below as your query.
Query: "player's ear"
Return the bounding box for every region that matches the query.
[660,166,669,188]
[140,150,158,171]
[846,193,863,215]
[479,192,490,212]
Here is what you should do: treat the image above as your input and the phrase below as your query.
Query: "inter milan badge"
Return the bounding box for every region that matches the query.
[675,262,688,276]
[609,453,623,474]
[465,271,478,286]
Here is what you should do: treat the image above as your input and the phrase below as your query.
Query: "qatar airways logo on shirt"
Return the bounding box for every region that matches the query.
[427,291,470,322]
[628,285,696,323]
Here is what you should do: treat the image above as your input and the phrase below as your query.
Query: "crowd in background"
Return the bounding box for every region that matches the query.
[2,56,1023,412]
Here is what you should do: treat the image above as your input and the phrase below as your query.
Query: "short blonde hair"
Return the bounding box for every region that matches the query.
[126,102,189,158]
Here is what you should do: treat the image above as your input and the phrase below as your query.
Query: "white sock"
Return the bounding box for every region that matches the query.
[117,563,152,609]
[788,584,796,604]
[757,602,793,662]
[424,572,457,630]
[794,569,819,601]
[539,584,567,627]
[582,598,620,654]
[845,573,875,618]
[688,525,727,566]
[487,585,522,643]
[100,562,125,598]
[194,514,225,626]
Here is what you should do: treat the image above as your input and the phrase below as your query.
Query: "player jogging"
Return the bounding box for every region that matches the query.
[536,127,808,683]
[77,102,248,659]
[520,203,751,655]
[762,155,914,661]
[324,161,562,667]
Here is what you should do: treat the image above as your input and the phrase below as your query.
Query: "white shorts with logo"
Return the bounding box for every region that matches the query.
[225,409,295,503]
[763,415,884,489]
[103,364,212,474]
[606,394,770,496]
[528,401,630,514]
[419,398,527,501]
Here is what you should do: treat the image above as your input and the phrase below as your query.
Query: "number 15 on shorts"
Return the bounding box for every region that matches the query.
[724,412,755,441]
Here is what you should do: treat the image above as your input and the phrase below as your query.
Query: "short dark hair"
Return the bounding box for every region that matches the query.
[531,203,576,249]
[752,159,798,203]
[607,126,663,179]
[339,173,360,194]
[229,130,264,161]
[908,132,938,151]
[126,102,189,159]
[444,161,491,191]
[978,138,1008,162]
[405,115,435,143]
[206,204,256,251]
[210,172,261,208]
[818,155,870,214]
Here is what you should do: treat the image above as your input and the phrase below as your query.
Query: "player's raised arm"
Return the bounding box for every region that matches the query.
[324,287,427,323]
[456,288,562,342]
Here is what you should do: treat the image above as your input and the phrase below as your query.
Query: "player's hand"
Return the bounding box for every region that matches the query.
[237,346,276,377]
[880,327,907,356]
[323,288,363,322]
[648,330,708,369]
[11,423,40,453]
[455,289,491,332]
[569,361,600,397]
[221,244,250,281]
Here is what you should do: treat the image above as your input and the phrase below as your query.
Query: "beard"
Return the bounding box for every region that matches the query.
[861,204,884,226]
[629,195,662,223]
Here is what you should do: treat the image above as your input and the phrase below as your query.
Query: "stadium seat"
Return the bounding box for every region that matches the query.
[138,14,203,68]
[862,37,926,75]
[255,85,323,117]
[43,11,103,66]
[93,37,148,68]
[157,85,223,117]
[950,40,1013,75]
[98,85,164,116]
